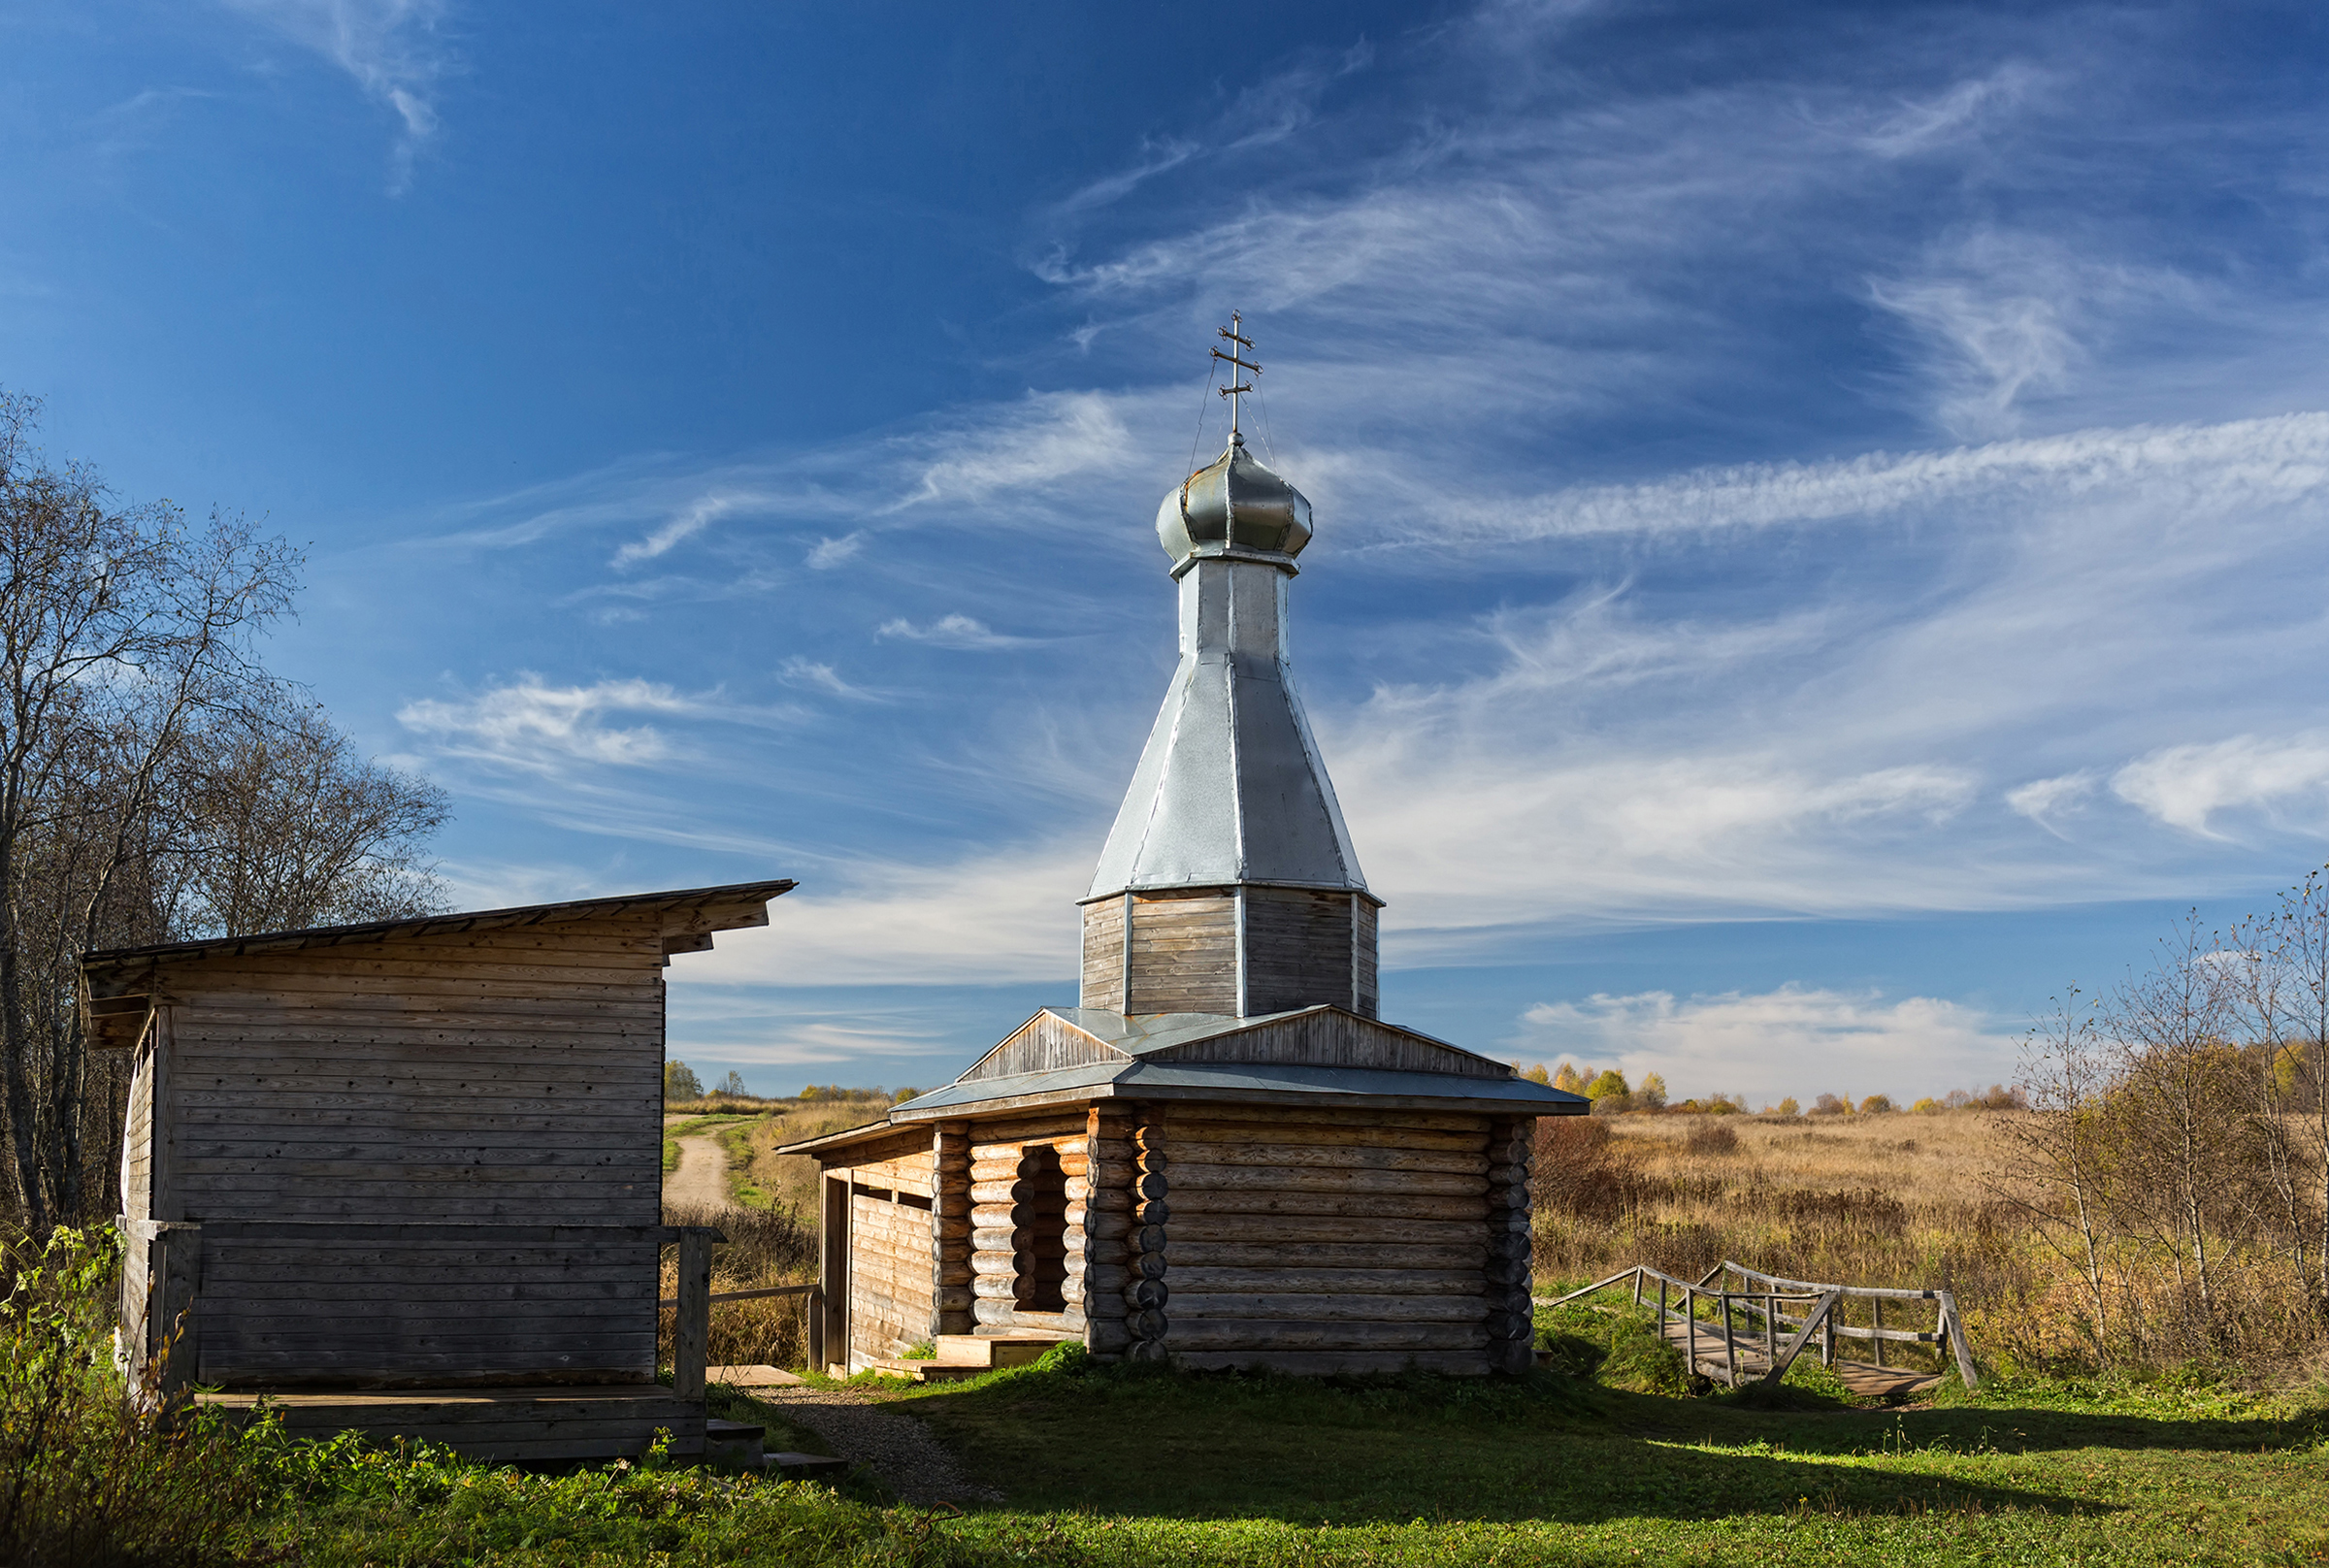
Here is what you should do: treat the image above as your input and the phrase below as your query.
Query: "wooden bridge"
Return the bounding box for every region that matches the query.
[1545,1259,1979,1398]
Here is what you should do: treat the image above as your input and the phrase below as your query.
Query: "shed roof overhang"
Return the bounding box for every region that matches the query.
[78,877,797,1048]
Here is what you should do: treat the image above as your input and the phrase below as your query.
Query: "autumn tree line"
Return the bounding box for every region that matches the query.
[0,393,447,1231]
[1515,1059,2024,1119]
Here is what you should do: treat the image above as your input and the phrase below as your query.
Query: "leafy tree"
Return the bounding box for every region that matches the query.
[1774,1096,1800,1117]
[1637,1071,1667,1110]
[1810,1093,1849,1116]
[665,1061,703,1100]
[1551,1062,1587,1094]
[1522,1062,1552,1086]
[1584,1069,1629,1101]
[1859,1094,1897,1115]
[715,1070,748,1097]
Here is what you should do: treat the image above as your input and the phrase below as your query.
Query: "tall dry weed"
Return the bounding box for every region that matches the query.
[659,1201,818,1372]
[0,1225,262,1566]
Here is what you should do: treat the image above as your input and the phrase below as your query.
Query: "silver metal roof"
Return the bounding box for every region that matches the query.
[1088,441,1366,901]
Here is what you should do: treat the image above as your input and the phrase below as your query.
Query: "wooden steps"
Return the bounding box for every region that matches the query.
[864,1332,1069,1383]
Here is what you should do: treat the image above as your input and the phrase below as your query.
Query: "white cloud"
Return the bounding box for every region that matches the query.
[1397,412,2329,546]
[397,675,705,772]
[775,658,883,702]
[1511,986,2016,1104]
[2006,771,2098,834]
[611,490,761,569]
[2111,735,2329,838]
[875,614,1033,650]
[223,0,449,191]
[679,843,1089,987]
[805,532,864,569]
[1860,63,2044,159]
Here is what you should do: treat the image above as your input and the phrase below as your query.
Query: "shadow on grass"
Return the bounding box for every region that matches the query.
[901,1353,2321,1526]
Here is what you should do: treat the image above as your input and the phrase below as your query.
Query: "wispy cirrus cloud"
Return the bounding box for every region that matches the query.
[397,674,801,774]
[874,614,1035,650]
[222,0,451,191]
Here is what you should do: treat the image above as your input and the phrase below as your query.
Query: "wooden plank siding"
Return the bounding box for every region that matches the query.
[1124,890,1238,1015]
[136,915,671,1389]
[962,1013,1126,1082]
[1079,899,1126,1013]
[1241,888,1357,1018]
[846,1178,935,1368]
[1143,1012,1506,1078]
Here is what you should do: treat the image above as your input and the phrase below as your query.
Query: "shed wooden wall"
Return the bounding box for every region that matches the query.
[146,917,669,1388]
[117,1035,156,1381]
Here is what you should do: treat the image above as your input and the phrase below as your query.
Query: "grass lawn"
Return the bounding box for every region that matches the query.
[875,1306,2329,1567]
[247,1304,2329,1566]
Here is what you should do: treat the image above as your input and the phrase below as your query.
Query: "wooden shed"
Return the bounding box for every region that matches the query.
[781,423,1585,1378]
[85,878,792,1461]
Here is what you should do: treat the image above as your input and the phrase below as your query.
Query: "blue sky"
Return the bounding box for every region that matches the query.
[8,0,2329,1103]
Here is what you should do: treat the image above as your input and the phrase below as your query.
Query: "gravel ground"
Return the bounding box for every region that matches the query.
[663,1135,733,1210]
[759,1385,1003,1505]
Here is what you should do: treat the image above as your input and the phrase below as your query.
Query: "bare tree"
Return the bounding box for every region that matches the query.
[0,391,448,1228]
[2258,869,2329,1321]
[2101,913,2252,1347]
[2001,990,2118,1357]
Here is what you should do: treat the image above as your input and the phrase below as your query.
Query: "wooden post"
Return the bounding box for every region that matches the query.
[1686,1288,1698,1376]
[1763,1294,1777,1371]
[152,1223,201,1409]
[1872,1296,1886,1368]
[1822,1298,1835,1366]
[1722,1292,1738,1387]
[1758,1290,1838,1388]
[1657,1275,1667,1327]
[1941,1293,1980,1389]
[818,1172,848,1373]
[674,1227,716,1398]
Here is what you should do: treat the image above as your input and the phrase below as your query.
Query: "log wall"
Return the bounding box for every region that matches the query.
[1151,1104,1502,1375]
[964,1109,1088,1338]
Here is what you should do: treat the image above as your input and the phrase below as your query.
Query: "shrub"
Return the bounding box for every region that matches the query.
[1810,1093,1849,1116]
[0,1225,265,1566]
[1772,1096,1799,1117]
[1858,1094,1897,1115]
[1682,1122,1739,1157]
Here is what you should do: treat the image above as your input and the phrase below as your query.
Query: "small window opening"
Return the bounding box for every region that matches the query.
[1012,1144,1069,1312]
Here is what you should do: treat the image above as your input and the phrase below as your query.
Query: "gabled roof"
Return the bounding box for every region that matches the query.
[775,1004,1585,1158]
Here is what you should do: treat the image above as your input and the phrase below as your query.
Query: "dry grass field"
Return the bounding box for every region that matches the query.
[1538,1107,2327,1377]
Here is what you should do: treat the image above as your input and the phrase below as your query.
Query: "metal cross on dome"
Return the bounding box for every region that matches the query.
[1211,312,1262,443]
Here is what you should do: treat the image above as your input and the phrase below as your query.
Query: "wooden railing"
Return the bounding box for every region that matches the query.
[655,1233,821,1394]
[1544,1258,1979,1389]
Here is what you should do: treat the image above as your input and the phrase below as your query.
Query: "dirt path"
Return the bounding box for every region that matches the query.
[664,1134,734,1209]
[759,1385,1002,1505]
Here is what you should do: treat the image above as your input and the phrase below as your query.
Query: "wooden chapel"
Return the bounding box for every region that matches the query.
[784,336,1584,1377]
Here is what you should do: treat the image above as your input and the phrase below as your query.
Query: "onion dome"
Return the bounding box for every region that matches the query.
[1156,435,1313,573]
